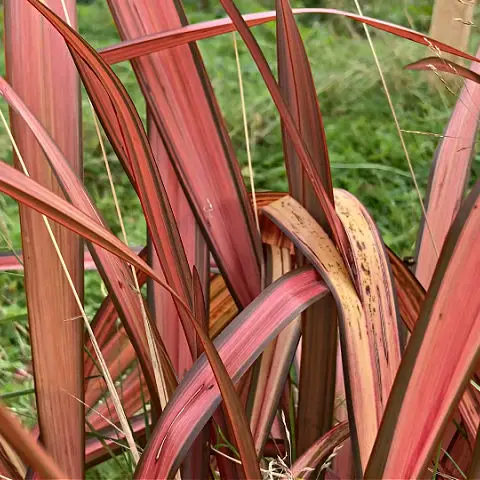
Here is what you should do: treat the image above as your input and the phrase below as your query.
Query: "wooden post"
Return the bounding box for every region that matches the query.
[429,0,476,56]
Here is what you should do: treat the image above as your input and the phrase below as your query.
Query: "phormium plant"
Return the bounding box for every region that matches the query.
[0,0,479,478]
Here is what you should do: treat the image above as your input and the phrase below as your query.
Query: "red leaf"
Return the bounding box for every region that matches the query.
[134,268,327,478]
[406,56,480,84]
[100,9,480,66]
[275,0,337,455]
[250,245,300,454]
[0,75,163,412]
[147,118,197,377]
[0,403,65,479]
[218,0,352,268]
[0,247,143,272]
[5,1,84,475]
[366,179,480,478]
[25,0,198,359]
[108,0,262,308]
[413,46,480,289]
[291,421,349,479]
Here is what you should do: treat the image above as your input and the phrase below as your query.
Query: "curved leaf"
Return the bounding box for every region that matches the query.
[0,248,128,272]
[291,421,349,479]
[262,195,375,473]
[219,0,354,268]
[1,158,255,477]
[100,9,480,65]
[0,436,23,480]
[84,246,148,380]
[250,245,300,454]
[335,189,402,410]
[406,57,480,84]
[0,76,162,411]
[0,160,169,292]
[26,0,198,358]
[108,0,262,309]
[134,268,328,478]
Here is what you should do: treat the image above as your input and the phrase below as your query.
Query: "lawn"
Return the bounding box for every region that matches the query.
[0,0,478,474]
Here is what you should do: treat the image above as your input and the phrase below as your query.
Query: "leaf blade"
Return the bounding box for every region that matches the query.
[100,9,480,65]
[275,0,338,456]
[366,179,480,478]
[4,2,84,475]
[134,268,328,478]
[334,189,402,412]
[108,0,262,308]
[218,0,353,267]
[262,196,376,473]
[0,75,163,413]
[291,421,350,479]
[413,47,480,289]
[25,0,198,359]
[0,403,65,479]
[250,245,300,454]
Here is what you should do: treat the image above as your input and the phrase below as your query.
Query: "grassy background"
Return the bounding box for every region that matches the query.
[0,0,478,470]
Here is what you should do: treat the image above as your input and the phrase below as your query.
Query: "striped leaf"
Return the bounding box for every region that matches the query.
[0,403,65,479]
[366,179,480,478]
[291,421,349,479]
[147,118,202,378]
[100,9,480,65]
[107,0,262,308]
[414,46,480,289]
[334,189,402,412]
[275,0,338,456]
[406,56,480,84]
[250,245,300,454]
[25,0,198,358]
[4,1,83,476]
[134,268,327,478]
[0,76,163,413]
[262,196,375,474]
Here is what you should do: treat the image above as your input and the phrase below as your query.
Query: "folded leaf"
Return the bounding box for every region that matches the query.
[262,195,376,473]
[335,189,402,411]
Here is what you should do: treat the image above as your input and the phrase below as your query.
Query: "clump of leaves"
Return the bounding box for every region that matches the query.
[0,1,480,479]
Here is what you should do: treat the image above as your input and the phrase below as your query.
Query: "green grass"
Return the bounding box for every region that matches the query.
[0,0,479,472]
